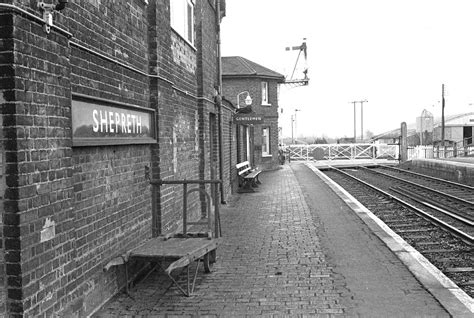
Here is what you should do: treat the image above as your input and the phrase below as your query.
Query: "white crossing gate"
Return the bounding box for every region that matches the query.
[284,144,399,162]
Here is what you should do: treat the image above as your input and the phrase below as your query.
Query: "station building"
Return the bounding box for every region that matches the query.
[432,112,474,145]
[0,0,228,316]
[221,56,285,172]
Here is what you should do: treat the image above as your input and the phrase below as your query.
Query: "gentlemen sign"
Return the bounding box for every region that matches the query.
[72,97,156,146]
[233,112,264,125]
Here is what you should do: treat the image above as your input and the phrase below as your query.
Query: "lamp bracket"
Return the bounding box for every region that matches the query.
[38,2,57,33]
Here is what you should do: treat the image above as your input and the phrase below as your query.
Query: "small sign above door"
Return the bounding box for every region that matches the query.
[234,112,263,125]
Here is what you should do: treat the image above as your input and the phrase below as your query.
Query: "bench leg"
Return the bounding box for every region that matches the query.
[238,179,255,193]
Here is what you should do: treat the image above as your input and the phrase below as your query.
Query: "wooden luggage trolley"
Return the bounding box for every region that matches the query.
[105,176,222,297]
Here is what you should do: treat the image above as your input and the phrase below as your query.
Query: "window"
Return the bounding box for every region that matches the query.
[261,81,269,105]
[262,127,270,156]
[170,0,195,45]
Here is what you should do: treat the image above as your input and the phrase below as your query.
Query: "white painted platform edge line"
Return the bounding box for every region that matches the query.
[304,162,474,313]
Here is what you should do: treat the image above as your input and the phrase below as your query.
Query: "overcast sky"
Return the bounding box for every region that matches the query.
[220,0,474,139]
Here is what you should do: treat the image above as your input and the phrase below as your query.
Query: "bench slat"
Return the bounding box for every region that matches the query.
[246,170,261,177]
[238,167,251,176]
[236,161,250,169]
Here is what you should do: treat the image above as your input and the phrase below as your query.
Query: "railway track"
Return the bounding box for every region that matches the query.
[377,165,474,206]
[359,166,474,238]
[323,167,473,298]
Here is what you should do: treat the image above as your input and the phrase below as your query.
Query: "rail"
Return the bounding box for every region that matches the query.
[329,167,473,245]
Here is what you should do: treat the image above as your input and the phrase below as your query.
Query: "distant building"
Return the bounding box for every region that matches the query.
[433,113,474,145]
[221,56,285,173]
[371,112,474,146]
[337,137,356,144]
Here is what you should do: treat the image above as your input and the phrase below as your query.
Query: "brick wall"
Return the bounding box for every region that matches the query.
[147,0,225,234]
[0,112,5,317]
[158,29,202,232]
[0,0,225,316]
[195,0,234,201]
[0,11,10,316]
[68,2,154,316]
[0,30,12,318]
[222,77,281,171]
[0,1,152,316]
[1,9,74,316]
[220,105,236,198]
[159,92,202,233]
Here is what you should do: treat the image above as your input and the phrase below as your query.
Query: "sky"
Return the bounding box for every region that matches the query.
[220,0,474,139]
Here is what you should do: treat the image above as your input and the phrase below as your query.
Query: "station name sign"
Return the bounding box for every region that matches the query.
[233,112,264,125]
[72,96,156,146]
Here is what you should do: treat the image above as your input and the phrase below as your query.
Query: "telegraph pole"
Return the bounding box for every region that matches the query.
[291,115,294,144]
[441,84,445,144]
[350,101,357,142]
[360,100,368,141]
[349,100,368,142]
[294,109,300,143]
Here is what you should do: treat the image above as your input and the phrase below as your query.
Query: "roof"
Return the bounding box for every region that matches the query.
[222,56,285,82]
[372,128,417,140]
[371,112,474,140]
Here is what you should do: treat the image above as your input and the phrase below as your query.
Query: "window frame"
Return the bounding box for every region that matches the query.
[262,127,271,156]
[170,0,195,46]
[261,81,270,106]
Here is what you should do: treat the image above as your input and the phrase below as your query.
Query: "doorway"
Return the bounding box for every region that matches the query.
[209,113,219,179]
[463,126,473,145]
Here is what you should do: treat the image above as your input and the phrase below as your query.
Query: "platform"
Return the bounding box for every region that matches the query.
[304,162,473,316]
[93,163,473,317]
[401,158,474,186]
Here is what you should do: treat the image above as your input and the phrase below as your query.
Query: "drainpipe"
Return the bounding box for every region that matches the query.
[216,0,226,204]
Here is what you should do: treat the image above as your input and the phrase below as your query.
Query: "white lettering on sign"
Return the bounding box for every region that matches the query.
[92,109,143,134]
[235,117,262,121]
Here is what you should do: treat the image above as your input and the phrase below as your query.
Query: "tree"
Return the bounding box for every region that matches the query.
[365,130,374,140]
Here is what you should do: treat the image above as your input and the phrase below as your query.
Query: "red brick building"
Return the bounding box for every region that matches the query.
[222,57,285,171]
[0,0,228,316]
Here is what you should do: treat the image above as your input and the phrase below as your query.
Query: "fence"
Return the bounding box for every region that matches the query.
[284,144,399,162]
[408,144,474,160]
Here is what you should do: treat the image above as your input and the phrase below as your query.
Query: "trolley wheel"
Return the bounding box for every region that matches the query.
[203,252,213,273]
[209,249,217,264]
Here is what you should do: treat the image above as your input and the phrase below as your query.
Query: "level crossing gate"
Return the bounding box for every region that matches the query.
[284,143,400,162]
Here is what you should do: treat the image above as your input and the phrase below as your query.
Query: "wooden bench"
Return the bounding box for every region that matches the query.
[236,161,261,193]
